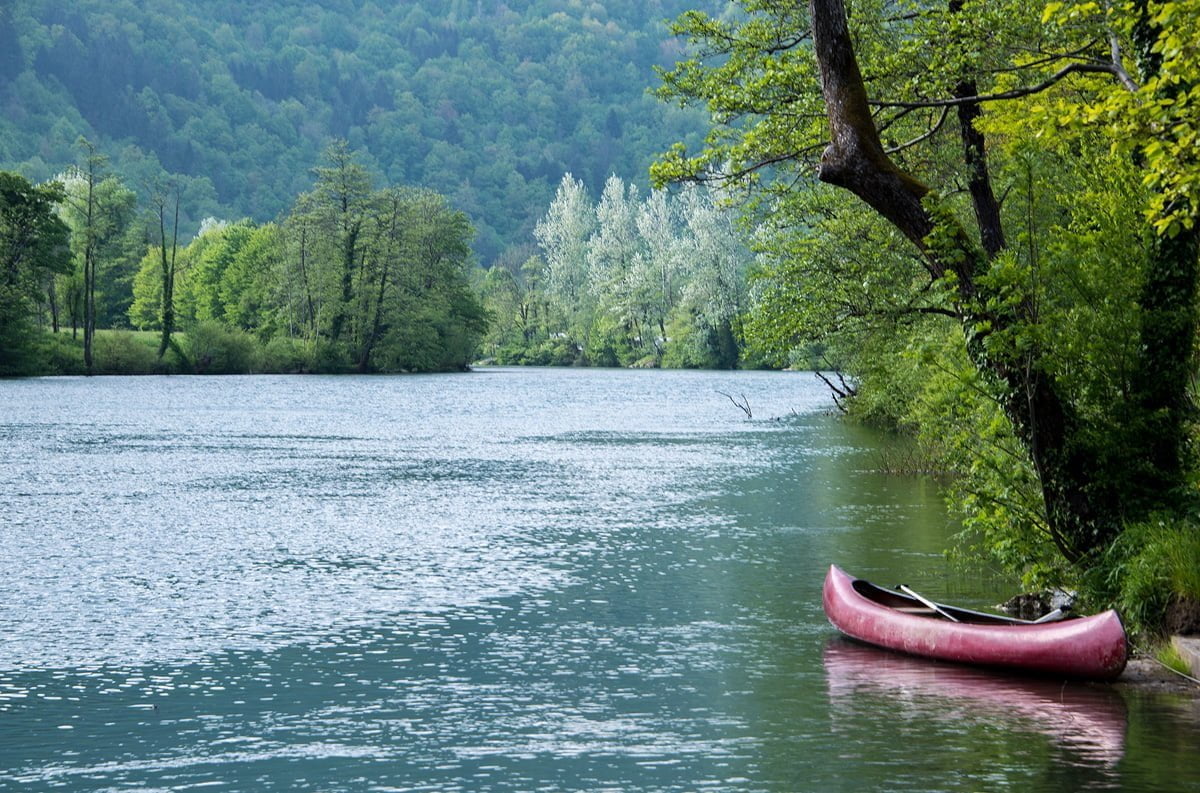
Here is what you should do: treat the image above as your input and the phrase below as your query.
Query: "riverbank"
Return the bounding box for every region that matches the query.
[1116,637,1200,695]
[8,326,478,376]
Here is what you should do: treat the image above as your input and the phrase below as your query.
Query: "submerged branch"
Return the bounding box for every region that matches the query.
[716,390,753,419]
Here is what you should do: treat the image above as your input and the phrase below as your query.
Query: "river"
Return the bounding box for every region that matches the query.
[1,368,1197,791]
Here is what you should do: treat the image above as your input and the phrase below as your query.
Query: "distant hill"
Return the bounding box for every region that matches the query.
[0,0,711,262]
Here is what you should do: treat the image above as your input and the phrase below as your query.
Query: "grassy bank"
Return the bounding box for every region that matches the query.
[23,324,401,376]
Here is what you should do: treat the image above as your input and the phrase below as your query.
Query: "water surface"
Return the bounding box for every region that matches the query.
[1,368,1197,791]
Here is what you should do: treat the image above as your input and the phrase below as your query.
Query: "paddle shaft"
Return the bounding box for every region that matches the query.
[898,584,960,623]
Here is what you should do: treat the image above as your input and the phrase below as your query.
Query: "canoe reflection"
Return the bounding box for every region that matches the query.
[823,638,1128,766]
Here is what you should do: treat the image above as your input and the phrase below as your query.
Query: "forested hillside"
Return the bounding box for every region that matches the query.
[0,0,709,262]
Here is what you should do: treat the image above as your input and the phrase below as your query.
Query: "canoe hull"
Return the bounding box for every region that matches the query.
[823,565,1128,680]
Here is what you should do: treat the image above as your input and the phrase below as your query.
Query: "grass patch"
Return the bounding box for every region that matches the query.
[1156,642,1193,676]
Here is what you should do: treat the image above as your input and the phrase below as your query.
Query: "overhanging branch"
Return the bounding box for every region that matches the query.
[869,62,1129,110]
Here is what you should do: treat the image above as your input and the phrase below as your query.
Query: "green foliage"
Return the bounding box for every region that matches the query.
[35,329,87,375]
[660,311,719,368]
[0,172,71,288]
[0,286,41,375]
[92,330,161,374]
[0,0,709,261]
[122,142,488,374]
[904,329,1060,589]
[655,0,1200,612]
[186,220,256,325]
[128,245,168,331]
[0,171,70,374]
[498,174,752,368]
[1086,518,1200,638]
[259,336,309,374]
[183,320,261,374]
[54,164,139,333]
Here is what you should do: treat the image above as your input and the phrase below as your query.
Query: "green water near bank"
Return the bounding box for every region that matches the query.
[1,368,1197,791]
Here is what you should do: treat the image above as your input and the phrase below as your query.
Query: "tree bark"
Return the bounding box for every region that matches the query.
[954,81,1006,259]
[48,278,59,333]
[810,1,936,256]
[949,6,1005,260]
[156,192,179,361]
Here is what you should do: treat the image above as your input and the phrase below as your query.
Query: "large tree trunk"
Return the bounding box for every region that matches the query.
[48,278,59,333]
[808,0,1120,559]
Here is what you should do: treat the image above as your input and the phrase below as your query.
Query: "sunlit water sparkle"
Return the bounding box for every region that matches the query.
[1,368,1197,792]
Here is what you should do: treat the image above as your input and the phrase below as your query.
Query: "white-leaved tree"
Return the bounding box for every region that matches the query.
[678,185,747,337]
[634,188,683,352]
[533,173,596,344]
[588,175,646,353]
[521,173,752,367]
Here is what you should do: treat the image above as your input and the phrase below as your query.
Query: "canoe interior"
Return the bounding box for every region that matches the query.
[851,579,1051,626]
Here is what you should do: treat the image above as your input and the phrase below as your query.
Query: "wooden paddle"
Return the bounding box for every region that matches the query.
[898,584,960,623]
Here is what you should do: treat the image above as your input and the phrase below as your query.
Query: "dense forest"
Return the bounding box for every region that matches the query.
[0,0,710,263]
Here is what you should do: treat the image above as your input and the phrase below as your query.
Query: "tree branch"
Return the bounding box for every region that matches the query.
[716,390,753,418]
[884,107,951,154]
[868,62,1127,110]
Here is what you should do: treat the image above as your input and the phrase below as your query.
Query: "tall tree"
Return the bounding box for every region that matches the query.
[148,182,181,359]
[309,139,375,345]
[0,172,71,374]
[535,173,597,346]
[58,141,136,372]
[588,175,647,355]
[656,0,1200,562]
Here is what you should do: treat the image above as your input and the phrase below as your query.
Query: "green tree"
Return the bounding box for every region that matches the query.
[149,182,182,359]
[56,141,137,372]
[655,0,1200,574]
[374,188,487,372]
[0,172,71,374]
[295,140,375,347]
[272,143,487,372]
[219,222,282,334]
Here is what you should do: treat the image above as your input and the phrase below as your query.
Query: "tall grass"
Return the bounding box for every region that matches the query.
[1087,518,1200,638]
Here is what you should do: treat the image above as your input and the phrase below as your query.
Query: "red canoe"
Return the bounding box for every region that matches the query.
[822,564,1128,680]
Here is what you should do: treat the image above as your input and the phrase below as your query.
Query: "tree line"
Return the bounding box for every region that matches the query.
[1,140,486,376]
[479,174,756,368]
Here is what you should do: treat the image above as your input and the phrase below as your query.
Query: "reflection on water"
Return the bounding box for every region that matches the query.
[824,639,1127,767]
[1,369,1198,792]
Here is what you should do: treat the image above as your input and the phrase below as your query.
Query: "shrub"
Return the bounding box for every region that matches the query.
[305,338,350,373]
[261,336,309,373]
[34,331,86,375]
[93,331,160,374]
[183,320,262,374]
